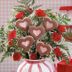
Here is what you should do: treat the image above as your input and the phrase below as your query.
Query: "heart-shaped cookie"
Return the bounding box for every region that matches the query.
[43,18,58,31]
[18,36,34,52]
[16,17,32,31]
[36,42,51,56]
[29,26,45,40]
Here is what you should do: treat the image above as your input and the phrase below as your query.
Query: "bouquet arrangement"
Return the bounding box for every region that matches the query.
[0,0,71,63]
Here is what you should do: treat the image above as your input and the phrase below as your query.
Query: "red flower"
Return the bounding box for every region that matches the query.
[30,53,37,60]
[8,30,16,41]
[15,12,24,19]
[58,25,66,33]
[8,40,13,46]
[52,32,62,42]
[54,47,62,57]
[13,52,22,61]
[35,9,46,17]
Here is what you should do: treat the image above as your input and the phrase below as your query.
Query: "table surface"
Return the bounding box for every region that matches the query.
[0,0,72,72]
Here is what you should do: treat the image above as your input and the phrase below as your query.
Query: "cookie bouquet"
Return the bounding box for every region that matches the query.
[0,0,71,63]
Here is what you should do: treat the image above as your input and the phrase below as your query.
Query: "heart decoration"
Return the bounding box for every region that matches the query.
[36,42,51,56]
[18,36,34,52]
[16,17,32,31]
[29,26,45,40]
[43,18,58,31]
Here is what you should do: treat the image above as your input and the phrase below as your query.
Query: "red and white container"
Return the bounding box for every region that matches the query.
[17,59,55,72]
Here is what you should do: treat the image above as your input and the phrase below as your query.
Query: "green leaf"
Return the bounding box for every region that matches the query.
[8,25,15,29]
[17,0,35,6]
[14,6,26,12]
[62,20,68,24]
[17,0,26,4]
[45,9,52,12]
[46,13,57,20]
[25,11,31,16]
[37,52,40,59]
[31,0,35,5]
[0,46,3,52]
[30,43,36,53]
[33,5,42,10]
[0,52,11,62]
[0,27,4,33]
[62,53,69,64]
[0,56,6,62]
[63,14,71,21]
[17,0,30,5]
[60,45,66,49]
[50,52,55,61]
[8,18,17,23]
[24,52,29,59]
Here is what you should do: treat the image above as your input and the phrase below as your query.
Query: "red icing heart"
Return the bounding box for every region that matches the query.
[36,42,51,56]
[16,17,32,31]
[29,26,45,40]
[18,36,34,52]
[43,18,58,31]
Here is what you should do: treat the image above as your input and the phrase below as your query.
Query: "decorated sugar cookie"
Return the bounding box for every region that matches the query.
[43,18,58,31]
[16,17,32,31]
[29,26,45,40]
[18,36,34,52]
[36,42,51,56]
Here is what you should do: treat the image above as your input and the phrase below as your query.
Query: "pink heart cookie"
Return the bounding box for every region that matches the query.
[16,17,32,31]
[18,36,34,52]
[43,18,58,31]
[36,42,51,56]
[29,26,45,40]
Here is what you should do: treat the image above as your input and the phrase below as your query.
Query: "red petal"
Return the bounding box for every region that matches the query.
[8,30,16,41]
[35,9,46,17]
[15,12,24,19]
[13,52,22,61]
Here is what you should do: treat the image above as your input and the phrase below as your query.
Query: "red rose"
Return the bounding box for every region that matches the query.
[52,32,62,42]
[58,25,66,33]
[8,40,13,46]
[13,52,22,61]
[8,30,16,41]
[30,53,37,60]
[15,12,24,19]
[54,47,62,57]
[35,9,46,17]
